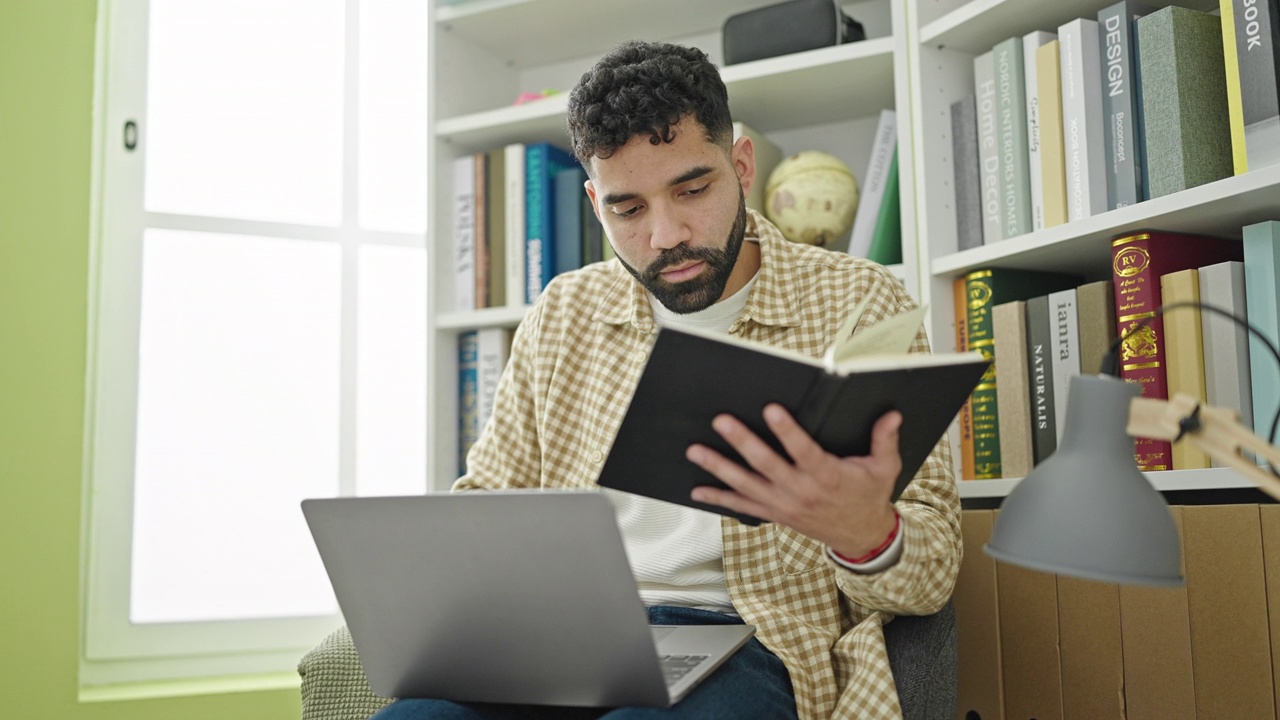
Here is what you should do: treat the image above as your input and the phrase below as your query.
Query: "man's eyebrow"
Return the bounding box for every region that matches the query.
[600,165,717,206]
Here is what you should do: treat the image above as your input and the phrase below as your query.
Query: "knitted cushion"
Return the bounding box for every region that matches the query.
[298,626,393,720]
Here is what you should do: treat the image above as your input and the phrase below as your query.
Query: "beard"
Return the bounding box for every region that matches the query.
[616,190,749,314]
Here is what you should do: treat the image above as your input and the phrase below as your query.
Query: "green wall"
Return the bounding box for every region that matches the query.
[0,2,299,717]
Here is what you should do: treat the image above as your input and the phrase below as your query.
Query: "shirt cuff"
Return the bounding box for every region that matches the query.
[826,525,905,574]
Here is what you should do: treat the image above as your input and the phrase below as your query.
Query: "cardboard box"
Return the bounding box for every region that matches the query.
[1119,505,1193,720]
[1183,504,1274,719]
[954,509,1004,720]
[1057,576,1123,720]
[996,514,1063,720]
[1262,505,1280,716]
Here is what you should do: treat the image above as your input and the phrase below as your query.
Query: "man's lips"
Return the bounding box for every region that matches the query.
[659,261,705,282]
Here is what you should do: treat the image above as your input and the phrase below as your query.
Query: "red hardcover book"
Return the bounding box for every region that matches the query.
[1111,231,1243,470]
[954,275,976,480]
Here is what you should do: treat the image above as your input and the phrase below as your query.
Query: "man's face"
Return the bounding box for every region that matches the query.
[584,119,757,314]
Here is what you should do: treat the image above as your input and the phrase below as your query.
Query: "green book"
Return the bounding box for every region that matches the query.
[866,149,901,266]
[1136,6,1232,199]
[965,268,1082,478]
[1244,221,1280,442]
[993,36,1032,238]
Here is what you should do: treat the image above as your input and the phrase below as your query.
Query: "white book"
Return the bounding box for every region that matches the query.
[1199,261,1253,465]
[847,109,896,258]
[1023,31,1056,233]
[452,155,476,312]
[974,52,1003,244]
[476,327,512,438]
[1058,18,1108,221]
[1048,286,1080,444]
[503,142,527,309]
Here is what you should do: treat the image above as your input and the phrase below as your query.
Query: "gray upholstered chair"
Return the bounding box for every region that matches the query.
[297,601,957,720]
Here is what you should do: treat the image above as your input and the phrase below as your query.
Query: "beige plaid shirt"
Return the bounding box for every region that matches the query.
[455,209,962,720]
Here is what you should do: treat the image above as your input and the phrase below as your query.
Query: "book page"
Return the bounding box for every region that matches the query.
[823,296,928,369]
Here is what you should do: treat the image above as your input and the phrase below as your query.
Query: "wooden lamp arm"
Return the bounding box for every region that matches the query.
[1128,393,1280,502]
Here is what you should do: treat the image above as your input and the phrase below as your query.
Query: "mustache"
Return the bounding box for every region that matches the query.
[642,245,725,283]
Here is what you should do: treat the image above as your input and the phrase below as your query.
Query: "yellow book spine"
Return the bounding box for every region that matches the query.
[1161,269,1210,469]
[1037,41,1068,228]
[1221,0,1249,175]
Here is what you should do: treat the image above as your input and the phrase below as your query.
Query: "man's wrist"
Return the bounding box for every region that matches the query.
[830,510,901,565]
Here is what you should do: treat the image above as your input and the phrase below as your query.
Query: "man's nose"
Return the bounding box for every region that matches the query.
[649,205,692,250]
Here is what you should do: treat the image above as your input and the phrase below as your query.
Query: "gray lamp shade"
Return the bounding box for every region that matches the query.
[985,374,1184,587]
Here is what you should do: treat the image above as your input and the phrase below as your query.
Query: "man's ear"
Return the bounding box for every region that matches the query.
[732,135,757,199]
[583,177,603,224]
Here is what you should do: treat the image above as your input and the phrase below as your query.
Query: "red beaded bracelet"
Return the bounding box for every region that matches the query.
[832,511,901,565]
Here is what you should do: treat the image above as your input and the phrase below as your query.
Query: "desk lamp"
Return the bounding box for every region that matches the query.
[984,302,1280,586]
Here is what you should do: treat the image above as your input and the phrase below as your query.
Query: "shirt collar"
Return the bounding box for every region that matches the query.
[591,208,804,333]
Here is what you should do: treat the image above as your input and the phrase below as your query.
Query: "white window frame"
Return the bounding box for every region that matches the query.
[81,0,430,686]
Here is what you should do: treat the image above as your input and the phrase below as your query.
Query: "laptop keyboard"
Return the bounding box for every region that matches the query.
[659,654,710,684]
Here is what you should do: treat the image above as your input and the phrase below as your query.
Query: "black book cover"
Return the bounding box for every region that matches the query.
[1025,294,1057,464]
[597,327,990,525]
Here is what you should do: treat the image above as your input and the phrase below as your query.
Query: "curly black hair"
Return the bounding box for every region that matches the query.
[567,41,733,168]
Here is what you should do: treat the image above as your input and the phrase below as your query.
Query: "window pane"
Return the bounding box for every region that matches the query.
[144,0,345,225]
[357,245,428,496]
[358,0,428,234]
[131,230,341,623]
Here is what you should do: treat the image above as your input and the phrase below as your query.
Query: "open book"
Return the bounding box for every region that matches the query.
[596,299,989,525]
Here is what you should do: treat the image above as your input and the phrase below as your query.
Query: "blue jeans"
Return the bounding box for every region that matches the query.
[369,606,798,720]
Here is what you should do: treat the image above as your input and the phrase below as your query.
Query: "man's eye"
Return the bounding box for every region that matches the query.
[613,205,640,218]
[684,184,710,197]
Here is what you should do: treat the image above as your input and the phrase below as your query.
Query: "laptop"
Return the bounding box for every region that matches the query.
[301,490,755,708]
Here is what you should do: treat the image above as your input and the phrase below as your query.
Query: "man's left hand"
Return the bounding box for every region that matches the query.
[686,404,902,559]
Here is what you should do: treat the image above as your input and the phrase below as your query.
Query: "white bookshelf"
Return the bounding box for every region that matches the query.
[426,0,1271,500]
[426,0,910,490]
[958,466,1262,499]
[905,0,1280,499]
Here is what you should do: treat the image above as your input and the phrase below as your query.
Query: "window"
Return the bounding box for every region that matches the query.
[83,0,429,684]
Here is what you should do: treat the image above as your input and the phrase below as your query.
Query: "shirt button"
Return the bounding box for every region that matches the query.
[589,450,604,464]
[634,349,648,363]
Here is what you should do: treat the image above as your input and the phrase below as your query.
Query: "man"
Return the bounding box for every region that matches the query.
[374,41,961,720]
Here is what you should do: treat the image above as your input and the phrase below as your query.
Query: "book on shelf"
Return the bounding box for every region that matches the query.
[1232,0,1280,171]
[1036,40,1070,229]
[1198,260,1254,465]
[1161,268,1211,470]
[452,155,477,312]
[458,330,480,476]
[1136,6,1232,199]
[1221,0,1250,175]
[476,327,513,441]
[1059,18,1109,221]
[524,142,580,305]
[474,153,490,308]
[994,36,1033,240]
[1025,294,1059,465]
[964,269,1082,478]
[865,148,902,266]
[993,300,1033,479]
[953,276,977,480]
[553,165,587,277]
[1098,1,1154,209]
[1243,221,1280,443]
[486,147,507,308]
[974,52,1003,244]
[951,95,985,252]
[1111,230,1243,471]
[1075,279,1118,376]
[1023,31,1056,232]
[504,142,527,309]
[848,109,897,259]
[733,121,783,218]
[1047,286,1081,445]
[597,300,987,524]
